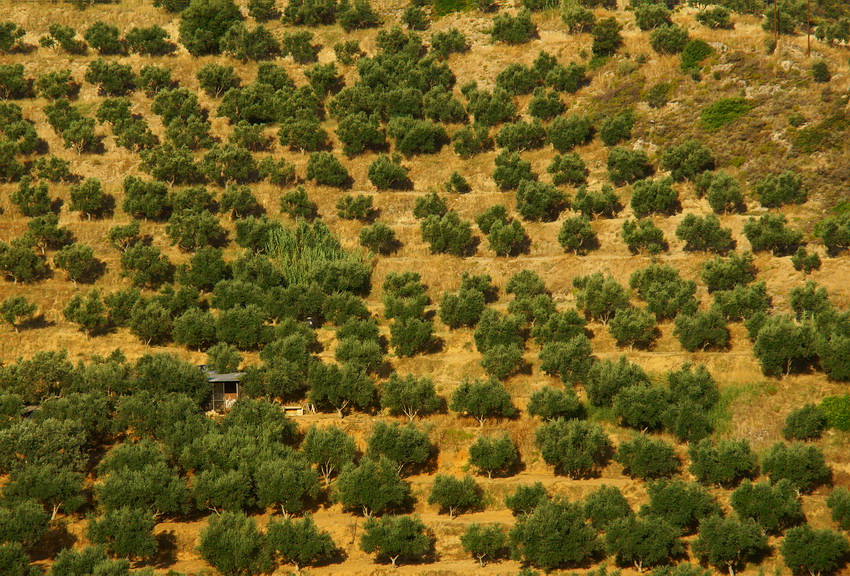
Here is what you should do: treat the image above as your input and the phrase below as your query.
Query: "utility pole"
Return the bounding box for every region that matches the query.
[806,0,811,56]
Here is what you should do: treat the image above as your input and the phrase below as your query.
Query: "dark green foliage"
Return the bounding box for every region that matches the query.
[334,39,362,64]
[762,442,831,493]
[697,6,732,28]
[221,23,281,61]
[136,65,174,97]
[584,484,633,530]
[609,307,657,349]
[53,244,104,285]
[84,21,124,55]
[510,498,601,570]
[676,213,734,253]
[692,516,767,576]
[387,116,449,156]
[490,9,537,44]
[505,483,548,517]
[539,336,593,384]
[280,186,318,220]
[0,22,28,54]
[468,434,518,478]
[461,523,507,568]
[306,151,351,188]
[337,113,386,157]
[606,516,683,571]
[309,363,376,417]
[642,479,721,534]
[336,194,374,221]
[36,69,81,100]
[179,0,244,55]
[599,110,635,147]
[673,310,728,352]
[126,25,176,55]
[661,140,715,182]
[360,222,399,255]
[613,384,670,430]
[631,177,679,216]
[649,24,689,54]
[428,474,482,518]
[337,0,380,31]
[608,147,653,185]
[279,119,329,152]
[120,244,174,288]
[622,219,668,255]
[266,515,335,571]
[86,507,157,560]
[635,3,672,29]
[528,88,565,120]
[535,419,613,478]
[368,154,411,190]
[592,17,623,56]
[702,251,757,292]
[450,378,517,425]
[557,215,597,254]
[573,272,630,325]
[754,171,806,208]
[548,153,588,187]
[782,524,849,576]
[561,2,595,32]
[574,185,621,219]
[0,296,36,332]
[0,241,50,284]
[688,438,759,487]
[367,421,431,474]
[63,289,108,336]
[815,212,850,254]
[783,404,827,441]
[547,114,593,152]
[283,0,338,26]
[380,373,440,420]
[0,499,49,546]
[420,211,475,256]
[496,119,546,151]
[10,177,52,218]
[84,59,135,96]
[280,30,321,64]
[360,515,431,568]
[827,487,850,530]
[615,435,679,480]
[752,315,815,377]
[197,511,271,576]
[791,247,821,275]
[730,479,803,534]
[336,456,410,516]
[515,180,568,222]
[302,425,356,483]
[196,64,240,97]
[681,39,713,73]
[700,97,752,131]
[496,63,540,96]
[812,60,831,83]
[44,24,87,55]
[630,264,698,320]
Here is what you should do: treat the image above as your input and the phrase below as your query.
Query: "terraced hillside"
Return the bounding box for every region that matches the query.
[1,0,850,574]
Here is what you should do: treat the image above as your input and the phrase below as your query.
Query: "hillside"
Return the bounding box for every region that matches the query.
[1,0,850,574]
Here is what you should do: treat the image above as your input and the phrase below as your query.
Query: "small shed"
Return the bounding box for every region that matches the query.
[199,366,245,412]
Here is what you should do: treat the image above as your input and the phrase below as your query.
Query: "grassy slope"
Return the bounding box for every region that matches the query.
[2,0,850,574]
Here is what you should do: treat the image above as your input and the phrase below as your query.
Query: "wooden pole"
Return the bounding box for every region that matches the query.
[807,0,811,56]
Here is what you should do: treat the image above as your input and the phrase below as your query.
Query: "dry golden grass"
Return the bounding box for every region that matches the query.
[2,0,850,574]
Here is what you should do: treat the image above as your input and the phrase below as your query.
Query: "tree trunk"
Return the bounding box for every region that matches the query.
[390,556,399,568]
[728,563,735,576]
[478,555,486,568]
[51,504,60,521]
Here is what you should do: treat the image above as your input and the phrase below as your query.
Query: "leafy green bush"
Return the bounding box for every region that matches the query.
[547,114,593,152]
[649,24,689,54]
[676,214,734,253]
[743,213,803,256]
[754,171,806,208]
[490,10,537,44]
[515,181,568,222]
[697,6,732,29]
[700,97,751,131]
[622,219,668,255]
[673,310,728,352]
[592,17,622,56]
[681,39,713,73]
[608,147,653,185]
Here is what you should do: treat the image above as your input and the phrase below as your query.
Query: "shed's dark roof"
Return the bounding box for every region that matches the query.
[198,366,244,383]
